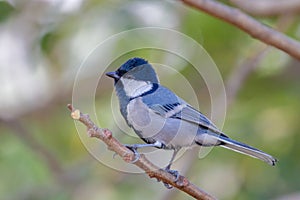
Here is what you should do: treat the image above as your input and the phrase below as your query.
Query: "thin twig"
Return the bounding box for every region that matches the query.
[181,0,300,61]
[67,104,216,200]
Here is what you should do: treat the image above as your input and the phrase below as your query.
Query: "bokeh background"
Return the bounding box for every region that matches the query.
[1,1,300,200]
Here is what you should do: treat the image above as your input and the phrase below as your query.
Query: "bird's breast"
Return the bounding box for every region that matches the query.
[126,98,166,139]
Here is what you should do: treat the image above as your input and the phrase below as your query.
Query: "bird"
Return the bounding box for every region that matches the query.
[106,57,277,180]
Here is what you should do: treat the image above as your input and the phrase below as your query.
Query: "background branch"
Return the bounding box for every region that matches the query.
[230,0,300,16]
[67,104,215,200]
[181,0,300,61]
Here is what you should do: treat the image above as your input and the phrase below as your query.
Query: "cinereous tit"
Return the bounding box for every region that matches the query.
[106,57,277,181]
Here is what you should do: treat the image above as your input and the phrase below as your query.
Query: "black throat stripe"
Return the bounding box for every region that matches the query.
[129,83,159,101]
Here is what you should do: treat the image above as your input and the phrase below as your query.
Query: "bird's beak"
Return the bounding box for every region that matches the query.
[106,71,120,79]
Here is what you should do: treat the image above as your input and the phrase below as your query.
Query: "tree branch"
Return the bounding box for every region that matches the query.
[67,104,215,200]
[225,14,296,106]
[181,0,300,61]
[230,0,300,17]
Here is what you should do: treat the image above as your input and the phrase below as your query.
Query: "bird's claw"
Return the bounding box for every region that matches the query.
[125,144,140,163]
[162,168,179,189]
[163,182,173,189]
[166,169,180,182]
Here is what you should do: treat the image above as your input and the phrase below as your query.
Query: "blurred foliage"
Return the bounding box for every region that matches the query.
[0,1,300,200]
[0,1,14,22]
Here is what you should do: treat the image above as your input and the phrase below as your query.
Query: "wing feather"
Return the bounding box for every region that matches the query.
[149,103,223,135]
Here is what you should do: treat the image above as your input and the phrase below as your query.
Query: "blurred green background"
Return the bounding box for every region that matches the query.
[0,1,300,200]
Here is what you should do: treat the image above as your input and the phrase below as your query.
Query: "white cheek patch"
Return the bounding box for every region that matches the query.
[121,78,153,98]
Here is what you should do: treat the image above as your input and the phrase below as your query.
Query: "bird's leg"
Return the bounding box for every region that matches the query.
[165,149,179,178]
[125,142,180,189]
[124,141,164,163]
[163,149,180,189]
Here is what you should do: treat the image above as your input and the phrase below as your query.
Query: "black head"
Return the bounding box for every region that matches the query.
[117,57,148,77]
[106,57,159,83]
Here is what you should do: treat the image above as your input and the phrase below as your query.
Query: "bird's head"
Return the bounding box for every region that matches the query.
[106,57,159,100]
[106,57,159,84]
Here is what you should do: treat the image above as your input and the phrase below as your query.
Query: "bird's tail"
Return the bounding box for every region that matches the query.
[218,135,277,166]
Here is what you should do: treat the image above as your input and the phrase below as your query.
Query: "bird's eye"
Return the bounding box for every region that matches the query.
[125,74,135,79]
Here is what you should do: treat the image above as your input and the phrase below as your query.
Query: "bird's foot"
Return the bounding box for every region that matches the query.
[166,169,180,181]
[162,168,180,189]
[124,144,140,163]
[163,182,173,189]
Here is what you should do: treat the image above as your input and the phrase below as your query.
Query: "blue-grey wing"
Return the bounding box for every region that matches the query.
[150,103,221,133]
[174,105,220,131]
[142,85,221,134]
